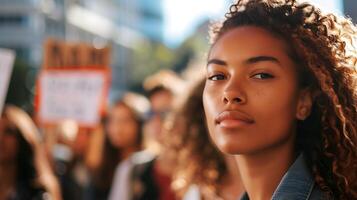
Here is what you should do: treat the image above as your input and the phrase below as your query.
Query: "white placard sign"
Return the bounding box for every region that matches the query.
[0,48,15,114]
[38,70,108,126]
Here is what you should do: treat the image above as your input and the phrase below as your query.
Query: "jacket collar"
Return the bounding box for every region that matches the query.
[240,154,315,200]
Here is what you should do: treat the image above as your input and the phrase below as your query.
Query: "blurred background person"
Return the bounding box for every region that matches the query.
[167,79,244,200]
[52,121,92,200]
[0,105,61,200]
[130,71,181,200]
[87,96,144,200]
[143,85,173,153]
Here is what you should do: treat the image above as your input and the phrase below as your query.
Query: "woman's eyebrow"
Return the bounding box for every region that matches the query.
[207,59,227,67]
[207,56,281,68]
[245,56,281,66]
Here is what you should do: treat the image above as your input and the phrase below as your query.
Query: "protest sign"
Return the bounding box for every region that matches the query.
[0,48,15,114]
[36,67,110,127]
[43,39,110,68]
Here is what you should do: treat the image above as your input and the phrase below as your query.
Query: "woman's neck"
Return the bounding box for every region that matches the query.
[219,155,244,200]
[234,140,296,200]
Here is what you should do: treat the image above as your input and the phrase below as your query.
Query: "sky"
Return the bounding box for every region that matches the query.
[163,0,231,47]
[162,0,343,48]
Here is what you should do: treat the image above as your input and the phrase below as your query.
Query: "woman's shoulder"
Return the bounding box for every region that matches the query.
[271,154,330,200]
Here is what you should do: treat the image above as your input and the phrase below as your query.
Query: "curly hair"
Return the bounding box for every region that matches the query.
[209,0,357,199]
[165,79,229,199]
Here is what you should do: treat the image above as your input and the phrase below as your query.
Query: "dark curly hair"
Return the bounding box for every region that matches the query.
[165,79,229,199]
[209,0,357,199]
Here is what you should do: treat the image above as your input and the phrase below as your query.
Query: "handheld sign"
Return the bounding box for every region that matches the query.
[0,48,15,114]
[43,39,111,68]
[36,68,110,127]
[38,39,111,128]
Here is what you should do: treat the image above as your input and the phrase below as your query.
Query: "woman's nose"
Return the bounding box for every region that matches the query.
[222,91,245,104]
[222,79,246,105]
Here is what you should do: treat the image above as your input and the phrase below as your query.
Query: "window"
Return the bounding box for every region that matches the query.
[0,15,28,27]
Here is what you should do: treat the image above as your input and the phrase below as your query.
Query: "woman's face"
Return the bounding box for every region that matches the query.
[106,104,139,149]
[203,26,310,155]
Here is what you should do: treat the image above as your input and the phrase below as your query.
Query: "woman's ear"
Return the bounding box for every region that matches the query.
[296,88,313,120]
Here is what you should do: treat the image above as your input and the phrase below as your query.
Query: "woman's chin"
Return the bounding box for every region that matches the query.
[216,139,261,155]
[216,142,244,155]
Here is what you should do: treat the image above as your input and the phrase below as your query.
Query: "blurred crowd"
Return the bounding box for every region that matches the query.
[0,69,243,200]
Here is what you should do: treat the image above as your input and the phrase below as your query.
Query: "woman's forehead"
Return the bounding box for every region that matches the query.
[208,26,293,67]
[211,26,289,55]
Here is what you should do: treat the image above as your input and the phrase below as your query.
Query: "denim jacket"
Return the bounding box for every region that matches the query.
[240,154,329,200]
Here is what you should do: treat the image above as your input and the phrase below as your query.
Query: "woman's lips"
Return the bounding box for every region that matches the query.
[215,110,254,128]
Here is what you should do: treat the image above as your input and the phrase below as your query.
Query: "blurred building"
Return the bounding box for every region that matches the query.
[117,0,164,42]
[0,0,66,66]
[0,0,164,102]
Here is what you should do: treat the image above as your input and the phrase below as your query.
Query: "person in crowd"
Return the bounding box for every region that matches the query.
[53,122,92,200]
[0,105,62,200]
[89,97,144,200]
[130,84,177,200]
[167,79,244,200]
[202,0,357,199]
[143,85,174,153]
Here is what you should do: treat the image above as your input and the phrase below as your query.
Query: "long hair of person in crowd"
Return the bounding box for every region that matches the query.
[166,79,239,199]
[92,99,144,198]
[206,0,357,199]
[0,105,61,200]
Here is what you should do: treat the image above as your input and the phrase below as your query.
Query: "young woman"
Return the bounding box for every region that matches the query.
[167,79,244,200]
[0,105,62,200]
[90,99,143,200]
[203,0,357,199]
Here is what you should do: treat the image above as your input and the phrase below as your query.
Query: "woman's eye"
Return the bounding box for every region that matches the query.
[208,74,226,81]
[251,73,274,79]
